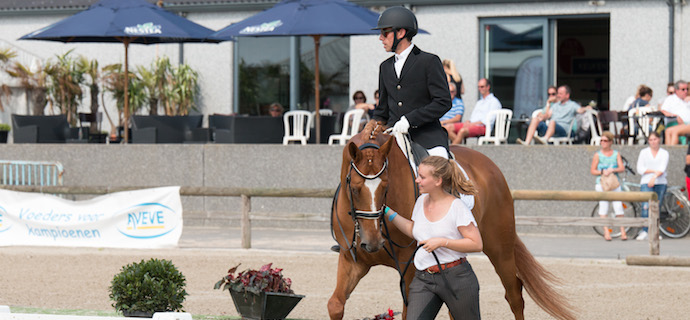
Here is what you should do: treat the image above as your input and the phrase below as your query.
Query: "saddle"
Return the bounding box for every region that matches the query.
[391,132,475,210]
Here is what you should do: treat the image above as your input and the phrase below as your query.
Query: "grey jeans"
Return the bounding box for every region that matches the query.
[406,261,480,320]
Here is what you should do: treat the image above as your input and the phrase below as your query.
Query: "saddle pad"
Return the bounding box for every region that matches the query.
[393,133,475,210]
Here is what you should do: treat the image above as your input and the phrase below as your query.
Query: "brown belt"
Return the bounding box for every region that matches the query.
[425,257,466,274]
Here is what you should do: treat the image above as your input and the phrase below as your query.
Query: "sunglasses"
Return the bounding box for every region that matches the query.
[380,28,393,37]
[548,92,557,96]
[600,139,611,142]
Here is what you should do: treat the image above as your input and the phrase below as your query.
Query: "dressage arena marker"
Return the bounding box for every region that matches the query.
[0,185,660,253]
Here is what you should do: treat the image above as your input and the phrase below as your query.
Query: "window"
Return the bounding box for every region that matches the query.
[480,15,610,116]
[236,36,350,115]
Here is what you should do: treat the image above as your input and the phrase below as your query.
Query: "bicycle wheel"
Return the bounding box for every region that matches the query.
[591,201,639,238]
[659,190,690,238]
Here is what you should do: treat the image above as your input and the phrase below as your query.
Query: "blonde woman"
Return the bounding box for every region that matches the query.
[590,131,627,241]
[384,156,482,319]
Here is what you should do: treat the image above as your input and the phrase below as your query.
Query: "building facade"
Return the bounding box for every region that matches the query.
[0,0,687,134]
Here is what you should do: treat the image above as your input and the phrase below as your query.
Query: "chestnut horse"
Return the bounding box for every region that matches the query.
[328,122,574,320]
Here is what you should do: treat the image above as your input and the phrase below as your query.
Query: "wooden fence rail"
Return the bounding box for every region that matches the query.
[0,186,660,254]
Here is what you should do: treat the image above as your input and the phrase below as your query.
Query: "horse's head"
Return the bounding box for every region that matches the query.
[342,121,394,253]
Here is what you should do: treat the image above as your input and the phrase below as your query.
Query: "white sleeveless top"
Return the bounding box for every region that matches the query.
[411,193,477,270]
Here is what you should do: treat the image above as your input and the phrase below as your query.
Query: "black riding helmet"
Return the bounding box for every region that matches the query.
[373,6,418,51]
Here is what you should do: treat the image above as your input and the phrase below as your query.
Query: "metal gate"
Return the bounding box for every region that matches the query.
[0,161,64,186]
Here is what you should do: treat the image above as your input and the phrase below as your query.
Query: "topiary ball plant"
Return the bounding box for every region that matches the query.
[109,258,187,316]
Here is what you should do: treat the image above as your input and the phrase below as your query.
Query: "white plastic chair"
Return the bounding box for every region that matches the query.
[585,109,603,145]
[315,109,333,116]
[531,109,576,145]
[328,109,365,145]
[627,107,659,145]
[478,109,512,145]
[283,110,313,145]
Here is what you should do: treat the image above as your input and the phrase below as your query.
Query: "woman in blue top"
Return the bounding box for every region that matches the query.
[590,131,627,241]
[384,156,482,319]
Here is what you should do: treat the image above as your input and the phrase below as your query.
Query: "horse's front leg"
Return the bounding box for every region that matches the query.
[328,252,370,320]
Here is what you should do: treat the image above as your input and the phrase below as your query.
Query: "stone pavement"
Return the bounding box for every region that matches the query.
[179,226,690,260]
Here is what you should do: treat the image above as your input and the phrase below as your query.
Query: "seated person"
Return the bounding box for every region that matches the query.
[662,80,690,145]
[450,78,501,144]
[348,90,375,130]
[441,82,464,133]
[518,85,591,145]
[628,85,653,110]
[268,102,284,117]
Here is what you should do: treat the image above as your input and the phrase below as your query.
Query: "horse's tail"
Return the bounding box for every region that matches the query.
[514,237,576,320]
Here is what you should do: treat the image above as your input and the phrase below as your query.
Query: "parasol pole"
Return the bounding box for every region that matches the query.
[123,39,130,144]
[313,35,321,144]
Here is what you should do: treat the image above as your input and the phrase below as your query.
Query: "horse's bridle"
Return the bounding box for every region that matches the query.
[330,142,390,263]
[346,142,389,220]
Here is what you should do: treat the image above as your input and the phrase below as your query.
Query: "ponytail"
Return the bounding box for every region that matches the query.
[448,159,477,197]
[420,156,477,198]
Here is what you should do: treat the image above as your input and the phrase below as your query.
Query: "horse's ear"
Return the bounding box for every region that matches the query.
[379,135,394,156]
[347,141,360,161]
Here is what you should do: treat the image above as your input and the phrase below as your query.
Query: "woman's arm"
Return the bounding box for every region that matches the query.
[440,114,462,126]
[384,208,414,238]
[418,223,483,253]
[590,153,602,176]
[614,152,625,174]
[636,149,647,176]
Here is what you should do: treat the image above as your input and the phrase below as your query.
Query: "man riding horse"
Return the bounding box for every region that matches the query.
[331,6,452,254]
[372,6,452,159]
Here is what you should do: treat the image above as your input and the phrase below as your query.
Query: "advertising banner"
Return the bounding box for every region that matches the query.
[0,187,183,248]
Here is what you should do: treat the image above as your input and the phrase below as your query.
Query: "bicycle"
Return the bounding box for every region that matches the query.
[591,156,690,239]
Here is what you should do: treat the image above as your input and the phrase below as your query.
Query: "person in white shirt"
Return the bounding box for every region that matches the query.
[450,78,502,144]
[662,80,690,145]
[383,156,482,319]
[635,132,669,240]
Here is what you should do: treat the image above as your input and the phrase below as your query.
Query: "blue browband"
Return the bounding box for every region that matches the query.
[359,143,380,150]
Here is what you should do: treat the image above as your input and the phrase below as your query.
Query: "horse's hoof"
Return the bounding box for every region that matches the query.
[330,245,341,252]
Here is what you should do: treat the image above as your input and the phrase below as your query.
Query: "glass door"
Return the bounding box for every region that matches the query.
[480,18,550,119]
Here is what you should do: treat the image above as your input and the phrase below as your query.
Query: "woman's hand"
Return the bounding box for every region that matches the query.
[647,176,656,188]
[418,237,447,252]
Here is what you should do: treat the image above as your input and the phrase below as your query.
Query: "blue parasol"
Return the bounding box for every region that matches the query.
[20,0,218,143]
[210,0,401,143]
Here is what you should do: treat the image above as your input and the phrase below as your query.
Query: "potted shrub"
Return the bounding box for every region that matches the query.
[109,258,187,318]
[0,124,9,143]
[214,263,304,320]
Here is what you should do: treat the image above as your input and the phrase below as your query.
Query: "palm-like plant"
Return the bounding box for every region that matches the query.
[45,50,85,126]
[102,63,146,126]
[76,55,100,133]
[138,57,171,115]
[163,63,199,116]
[5,60,49,116]
[0,48,18,112]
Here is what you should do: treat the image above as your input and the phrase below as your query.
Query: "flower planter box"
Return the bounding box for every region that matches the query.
[230,291,304,320]
[122,310,154,318]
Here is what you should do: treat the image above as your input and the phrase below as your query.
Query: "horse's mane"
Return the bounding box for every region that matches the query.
[356,120,388,145]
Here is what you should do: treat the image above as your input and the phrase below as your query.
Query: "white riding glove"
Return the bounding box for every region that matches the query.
[391,116,410,134]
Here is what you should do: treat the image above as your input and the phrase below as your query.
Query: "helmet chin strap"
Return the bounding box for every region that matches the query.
[391,28,402,52]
